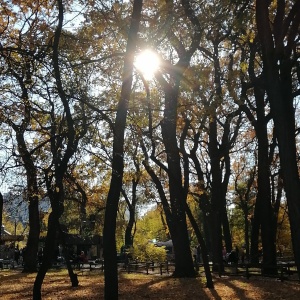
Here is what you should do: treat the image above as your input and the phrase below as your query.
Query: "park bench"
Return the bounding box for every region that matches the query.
[87,259,104,271]
[125,260,174,275]
[0,259,14,269]
[233,262,296,281]
[126,260,147,273]
[72,259,104,272]
[210,261,297,282]
[51,261,64,269]
[244,262,288,281]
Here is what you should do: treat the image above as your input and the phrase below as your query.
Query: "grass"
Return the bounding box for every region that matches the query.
[0,269,300,299]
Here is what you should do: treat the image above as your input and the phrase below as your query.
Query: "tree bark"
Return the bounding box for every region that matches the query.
[255,85,277,274]
[160,85,195,277]
[123,157,140,247]
[33,201,61,300]
[250,211,260,263]
[33,0,85,297]
[185,203,214,288]
[59,226,78,287]
[208,115,224,272]
[0,192,3,243]
[222,154,233,253]
[122,182,137,247]
[256,0,300,278]
[14,97,40,273]
[103,1,143,299]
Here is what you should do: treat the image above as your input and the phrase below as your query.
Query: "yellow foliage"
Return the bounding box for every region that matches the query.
[131,242,167,262]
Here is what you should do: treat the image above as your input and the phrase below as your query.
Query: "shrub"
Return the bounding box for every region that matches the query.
[131,242,167,262]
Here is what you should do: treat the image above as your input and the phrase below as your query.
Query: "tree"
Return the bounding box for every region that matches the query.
[121,147,142,247]
[153,0,203,278]
[135,208,169,243]
[33,0,88,297]
[102,1,143,299]
[232,158,256,261]
[0,192,3,242]
[1,1,300,296]
[233,26,278,270]
[0,1,53,271]
[0,90,41,273]
[255,0,300,277]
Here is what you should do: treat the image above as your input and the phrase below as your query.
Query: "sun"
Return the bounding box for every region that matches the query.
[135,49,160,80]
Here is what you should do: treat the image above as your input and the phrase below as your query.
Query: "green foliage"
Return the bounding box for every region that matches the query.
[131,242,167,262]
[129,207,169,262]
[228,205,249,247]
[135,208,168,243]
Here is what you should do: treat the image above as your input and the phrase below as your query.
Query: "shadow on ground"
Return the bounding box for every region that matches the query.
[1,270,300,299]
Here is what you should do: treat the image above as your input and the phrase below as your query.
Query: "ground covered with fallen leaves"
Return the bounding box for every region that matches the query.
[0,269,300,299]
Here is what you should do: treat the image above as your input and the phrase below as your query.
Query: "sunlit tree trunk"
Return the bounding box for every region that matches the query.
[122,156,140,247]
[122,183,137,247]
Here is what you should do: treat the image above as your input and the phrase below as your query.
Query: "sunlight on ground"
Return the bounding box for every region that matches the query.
[1,271,300,299]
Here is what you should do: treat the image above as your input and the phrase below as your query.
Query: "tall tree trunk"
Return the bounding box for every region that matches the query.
[203,212,212,257]
[103,1,143,299]
[122,182,138,247]
[161,86,195,277]
[15,127,40,273]
[0,192,3,243]
[158,204,171,240]
[244,204,250,261]
[123,156,140,247]
[272,171,284,250]
[222,154,233,253]
[124,204,134,247]
[156,52,199,279]
[255,86,277,274]
[23,192,40,272]
[185,203,214,288]
[151,0,202,278]
[33,197,62,300]
[59,226,78,287]
[5,66,41,272]
[222,208,232,253]
[208,116,224,272]
[189,135,213,256]
[142,147,195,277]
[250,211,260,263]
[256,0,300,278]
[33,0,84,297]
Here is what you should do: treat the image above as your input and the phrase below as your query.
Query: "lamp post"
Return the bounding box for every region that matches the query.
[0,192,3,243]
[14,219,17,247]
[7,215,18,247]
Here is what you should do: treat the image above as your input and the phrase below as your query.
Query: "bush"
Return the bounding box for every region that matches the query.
[131,242,167,262]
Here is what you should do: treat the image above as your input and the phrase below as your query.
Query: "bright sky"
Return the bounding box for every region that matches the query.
[135,49,160,80]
